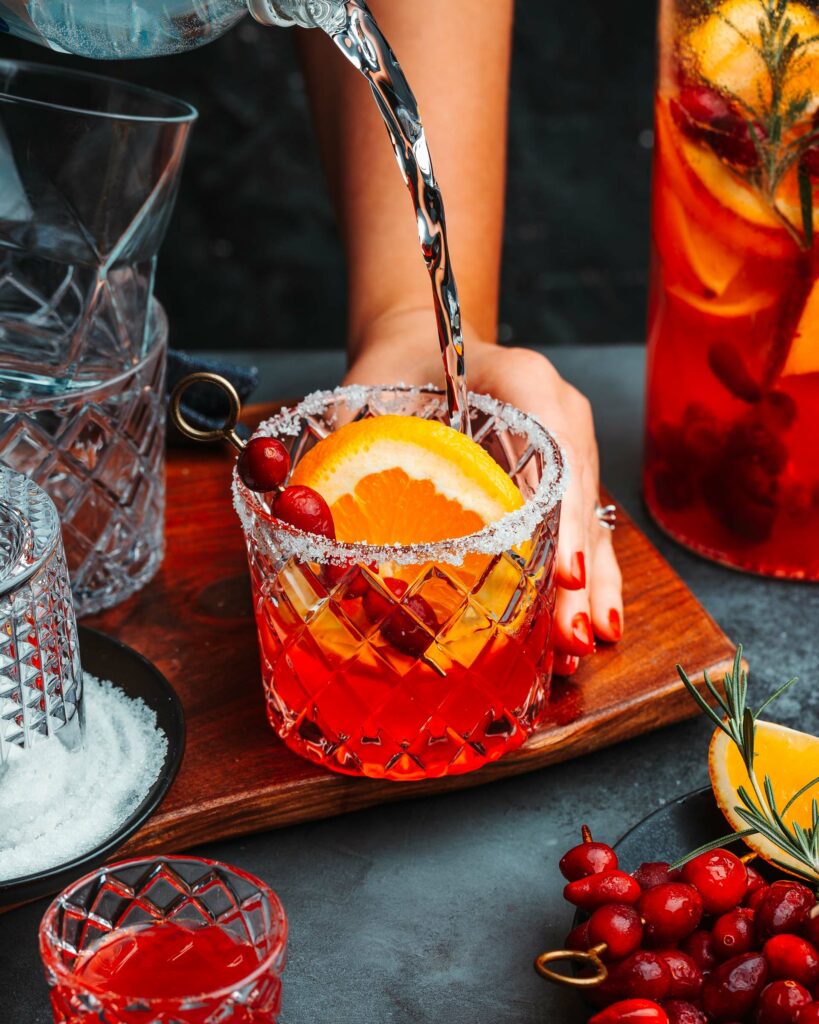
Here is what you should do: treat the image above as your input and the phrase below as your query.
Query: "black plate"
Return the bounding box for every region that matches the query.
[0,626,185,906]
[613,786,738,864]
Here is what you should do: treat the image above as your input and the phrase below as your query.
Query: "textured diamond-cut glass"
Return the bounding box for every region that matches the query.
[0,304,168,616]
[40,856,288,1024]
[0,468,82,764]
[0,62,195,615]
[235,386,566,781]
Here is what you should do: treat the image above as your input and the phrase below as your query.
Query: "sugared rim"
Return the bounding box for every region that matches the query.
[38,855,288,1004]
[233,385,568,567]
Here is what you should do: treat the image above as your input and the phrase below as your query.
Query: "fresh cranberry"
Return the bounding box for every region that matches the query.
[796,1005,819,1023]
[639,883,704,944]
[560,836,619,881]
[682,929,719,972]
[803,911,819,947]
[677,83,736,126]
[744,864,767,899]
[272,485,335,539]
[755,980,813,1024]
[764,935,819,988]
[633,863,682,890]
[663,1002,708,1024]
[589,904,645,961]
[363,578,438,658]
[681,850,748,915]
[564,870,641,911]
[659,950,704,1000]
[613,951,673,1001]
[322,561,377,596]
[756,883,817,940]
[713,907,756,959]
[589,999,670,1024]
[673,84,762,167]
[238,436,290,491]
[749,886,774,911]
[702,953,769,1021]
[565,920,591,951]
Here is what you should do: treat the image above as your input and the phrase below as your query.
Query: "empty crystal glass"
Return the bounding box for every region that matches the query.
[40,855,288,1024]
[234,385,566,781]
[0,468,82,765]
[0,61,196,613]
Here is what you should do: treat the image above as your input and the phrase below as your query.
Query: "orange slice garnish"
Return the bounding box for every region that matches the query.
[709,720,819,881]
[289,415,523,546]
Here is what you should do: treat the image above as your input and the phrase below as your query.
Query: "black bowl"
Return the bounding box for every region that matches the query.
[0,627,185,906]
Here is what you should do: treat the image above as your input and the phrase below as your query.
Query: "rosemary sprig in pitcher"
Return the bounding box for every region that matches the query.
[706,0,819,246]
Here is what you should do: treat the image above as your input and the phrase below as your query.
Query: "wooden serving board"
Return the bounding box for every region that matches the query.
[84,406,736,857]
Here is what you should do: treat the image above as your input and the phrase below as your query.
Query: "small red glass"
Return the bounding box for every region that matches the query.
[39,855,287,1024]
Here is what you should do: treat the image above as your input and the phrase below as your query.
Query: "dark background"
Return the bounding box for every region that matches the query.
[1,2,657,353]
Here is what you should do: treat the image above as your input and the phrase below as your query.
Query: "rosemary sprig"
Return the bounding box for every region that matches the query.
[675,647,819,885]
[703,0,817,247]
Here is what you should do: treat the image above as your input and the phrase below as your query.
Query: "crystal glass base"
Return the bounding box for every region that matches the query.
[0,469,82,764]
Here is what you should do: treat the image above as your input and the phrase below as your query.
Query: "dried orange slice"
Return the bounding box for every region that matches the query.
[289,415,523,545]
[709,720,819,880]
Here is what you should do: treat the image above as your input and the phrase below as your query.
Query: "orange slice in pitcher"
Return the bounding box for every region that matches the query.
[687,0,819,111]
[782,282,819,377]
[289,415,523,546]
[709,720,819,881]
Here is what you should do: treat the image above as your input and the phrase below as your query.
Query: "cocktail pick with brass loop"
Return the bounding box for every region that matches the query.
[169,372,336,538]
[169,372,245,452]
[534,945,608,988]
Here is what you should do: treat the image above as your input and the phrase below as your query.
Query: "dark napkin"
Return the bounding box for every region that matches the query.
[166,350,259,446]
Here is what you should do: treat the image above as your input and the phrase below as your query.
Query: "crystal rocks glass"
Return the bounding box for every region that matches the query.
[0,60,196,613]
[234,385,566,782]
[0,468,82,765]
[40,855,288,1024]
[1,302,168,616]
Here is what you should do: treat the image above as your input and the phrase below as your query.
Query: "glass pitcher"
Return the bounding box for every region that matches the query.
[644,0,819,580]
[0,0,345,58]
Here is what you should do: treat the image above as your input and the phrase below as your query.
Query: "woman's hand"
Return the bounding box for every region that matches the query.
[345,311,624,675]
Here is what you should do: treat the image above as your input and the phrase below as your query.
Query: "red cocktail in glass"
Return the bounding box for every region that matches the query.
[234,385,566,781]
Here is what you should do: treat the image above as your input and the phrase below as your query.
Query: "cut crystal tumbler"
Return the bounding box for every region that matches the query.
[0,468,82,765]
[234,386,566,781]
[40,856,288,1024]
[0,61,196,612]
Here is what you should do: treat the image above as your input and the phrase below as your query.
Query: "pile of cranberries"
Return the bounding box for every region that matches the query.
[555,829,819,1024]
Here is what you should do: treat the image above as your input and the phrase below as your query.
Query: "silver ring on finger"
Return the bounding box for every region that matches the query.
[595,502,617,531]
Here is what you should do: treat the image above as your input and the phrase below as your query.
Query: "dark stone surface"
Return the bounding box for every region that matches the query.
[1,345,817,1023]
[0,1,656,352]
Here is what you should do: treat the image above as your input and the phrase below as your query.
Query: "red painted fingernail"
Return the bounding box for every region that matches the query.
[608,608,622,641]
[554,653,580,676]
[570,551,586,590]
[571,612,594,653]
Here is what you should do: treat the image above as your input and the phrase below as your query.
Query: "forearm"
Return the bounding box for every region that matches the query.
[299,0,514,365]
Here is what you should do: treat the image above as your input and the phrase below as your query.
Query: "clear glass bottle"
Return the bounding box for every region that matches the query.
[0,0,345,59]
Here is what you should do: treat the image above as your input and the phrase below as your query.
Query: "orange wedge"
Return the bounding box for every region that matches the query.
[709,720,819,881]
[289,415,523,545]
